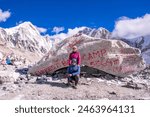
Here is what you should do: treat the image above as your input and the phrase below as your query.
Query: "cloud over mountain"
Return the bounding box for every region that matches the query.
[50,27,86,39]
[35,26,47,33]
[112,14,150,39]
[52,26,65,34]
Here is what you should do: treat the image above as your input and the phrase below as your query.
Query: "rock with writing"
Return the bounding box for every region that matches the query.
[28,34,146,77]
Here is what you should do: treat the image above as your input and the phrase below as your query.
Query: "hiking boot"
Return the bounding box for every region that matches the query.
[72,82,77,89]
[72,85,77,89]
[66,82,71,87]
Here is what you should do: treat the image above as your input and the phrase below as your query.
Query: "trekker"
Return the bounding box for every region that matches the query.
[67,59,80,89]
[6,56,13,65]
[68,46,81,66]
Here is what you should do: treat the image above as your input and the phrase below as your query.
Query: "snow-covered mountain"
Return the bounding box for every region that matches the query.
[0,22,52,55]
[48,27,111,47]
[78,27,111,39]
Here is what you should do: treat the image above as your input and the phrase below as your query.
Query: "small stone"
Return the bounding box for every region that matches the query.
[108,91,117,95]
[97,78,105,83]
[2,87,6,91]
[105,74,115,80]
[0,80,3,84]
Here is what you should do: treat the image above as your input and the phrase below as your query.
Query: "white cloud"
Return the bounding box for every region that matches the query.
[52,26,65,34]
[0,9,11,22]
[112,14,150,39]
[50,27,86,39]
[16,21,23,25]
[35,26,47,33]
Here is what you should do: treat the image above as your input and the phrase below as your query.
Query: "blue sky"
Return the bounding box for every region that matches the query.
[0,0,150,34]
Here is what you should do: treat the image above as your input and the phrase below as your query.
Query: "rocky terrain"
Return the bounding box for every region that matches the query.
[0,64,150,100]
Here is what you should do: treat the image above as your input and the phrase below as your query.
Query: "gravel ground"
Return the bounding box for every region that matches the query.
[0,65,150,100]
[0,76,150,100]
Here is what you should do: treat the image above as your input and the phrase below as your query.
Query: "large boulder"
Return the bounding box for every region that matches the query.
[28,34,146,77]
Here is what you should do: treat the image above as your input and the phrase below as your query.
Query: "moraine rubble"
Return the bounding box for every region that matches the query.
[0,61,150,100]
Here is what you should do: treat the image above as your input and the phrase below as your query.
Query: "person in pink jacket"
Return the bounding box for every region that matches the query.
[68,46,81,66]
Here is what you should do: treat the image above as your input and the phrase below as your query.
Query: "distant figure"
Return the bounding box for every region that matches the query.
[67,59,80,89]
[68,46,81,66]
[6,56,13,65]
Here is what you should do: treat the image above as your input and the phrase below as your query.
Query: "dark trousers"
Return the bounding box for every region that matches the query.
[68,75,79,86]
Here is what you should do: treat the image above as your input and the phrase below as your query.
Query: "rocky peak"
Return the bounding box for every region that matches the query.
[0,22,51,59]
[78,27,111,39]
[5,21,40,35]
